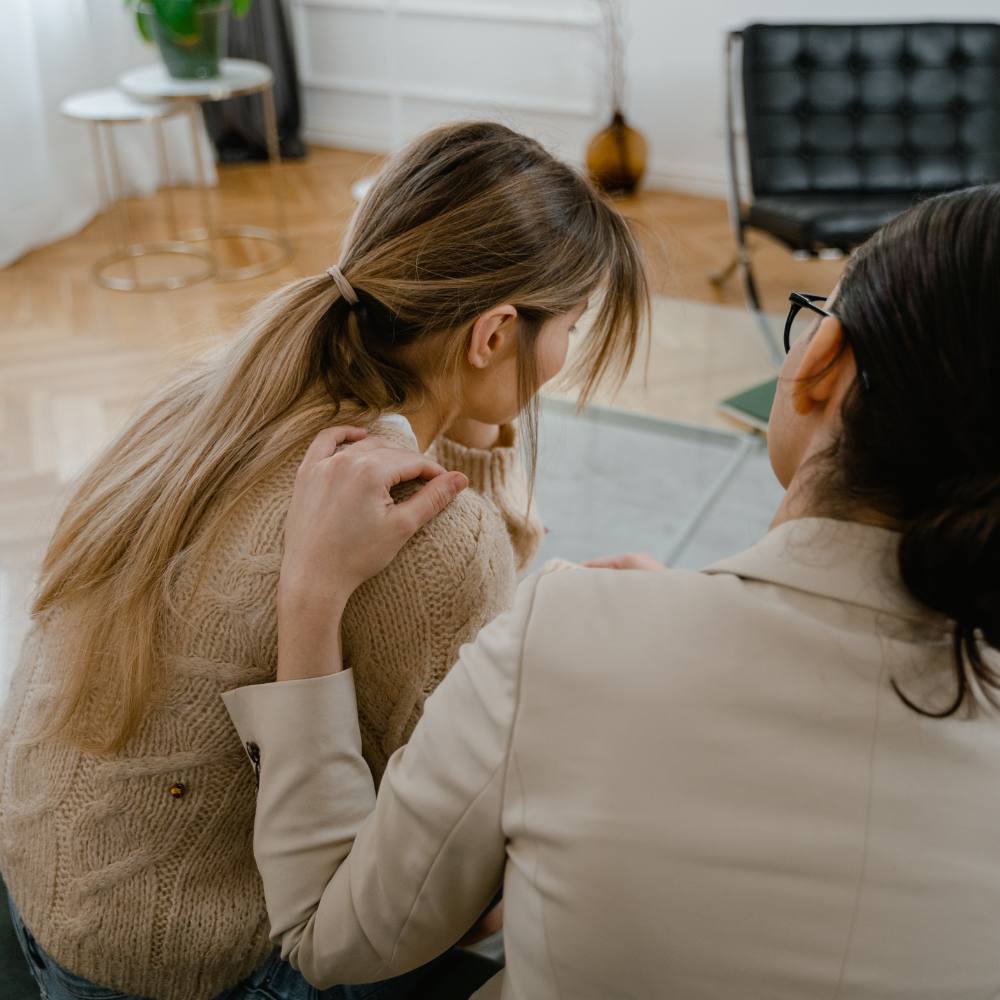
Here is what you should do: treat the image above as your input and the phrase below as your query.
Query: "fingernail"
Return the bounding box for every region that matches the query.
[452,473,469,493]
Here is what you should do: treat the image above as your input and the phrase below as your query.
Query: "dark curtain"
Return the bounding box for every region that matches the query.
[203,0,306,162]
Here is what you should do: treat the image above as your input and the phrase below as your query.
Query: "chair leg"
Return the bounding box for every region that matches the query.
[708,252,740,288]
[736,241,784,367]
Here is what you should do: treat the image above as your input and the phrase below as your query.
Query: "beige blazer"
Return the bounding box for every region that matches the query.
[224,517,1000,999]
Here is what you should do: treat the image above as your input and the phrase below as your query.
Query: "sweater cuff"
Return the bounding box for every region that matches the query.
[434,422,518,496]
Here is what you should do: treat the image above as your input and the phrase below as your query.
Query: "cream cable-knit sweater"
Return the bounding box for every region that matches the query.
[0,418,542,1000]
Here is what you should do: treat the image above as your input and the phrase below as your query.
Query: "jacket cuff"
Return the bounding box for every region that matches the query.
[434,423,518,496]
[222,672,363,779]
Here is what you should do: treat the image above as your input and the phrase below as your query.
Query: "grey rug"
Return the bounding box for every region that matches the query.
[530,399,784,572]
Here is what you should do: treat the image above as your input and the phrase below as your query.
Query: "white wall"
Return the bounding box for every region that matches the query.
[288,0,1000,196]
[2,0,217,266]
[289,0,605,168]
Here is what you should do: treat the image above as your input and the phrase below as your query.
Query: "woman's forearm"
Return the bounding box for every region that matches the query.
[276,584,350,681]
[273,421,506,686]
[273,427,466,682]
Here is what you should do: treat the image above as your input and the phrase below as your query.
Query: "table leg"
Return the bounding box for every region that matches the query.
[261,83,287,237]
[154,117,180,241]
[89,123,121,256]
[163,86,289,281]
[104,125,138,286]
[85,107,214,292]
[187,100,215,242]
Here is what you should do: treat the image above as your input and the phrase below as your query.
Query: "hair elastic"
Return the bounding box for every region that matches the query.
[326,264,359,306]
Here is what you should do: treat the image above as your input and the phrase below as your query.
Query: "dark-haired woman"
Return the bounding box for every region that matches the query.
[227,183,1000,999]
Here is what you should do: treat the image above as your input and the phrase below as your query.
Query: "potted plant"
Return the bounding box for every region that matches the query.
[126,0,252,80]
[586,0,648,196]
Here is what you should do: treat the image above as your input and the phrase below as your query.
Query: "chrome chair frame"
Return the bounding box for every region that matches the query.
[709,30,844,365]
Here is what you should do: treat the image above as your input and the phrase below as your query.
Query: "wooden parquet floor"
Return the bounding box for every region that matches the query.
[0,146,846,683]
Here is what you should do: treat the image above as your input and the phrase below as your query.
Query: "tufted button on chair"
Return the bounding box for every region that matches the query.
[710,21,1000,362]
[795,51,818,73]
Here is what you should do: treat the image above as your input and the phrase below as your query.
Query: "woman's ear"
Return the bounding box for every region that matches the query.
[468,305,518,370]
[790,316,853,415]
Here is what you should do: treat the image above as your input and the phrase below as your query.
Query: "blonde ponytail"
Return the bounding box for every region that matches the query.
[34,120,649,751]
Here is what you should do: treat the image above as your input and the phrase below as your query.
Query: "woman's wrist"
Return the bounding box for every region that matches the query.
[277,575,352,621]
[276,582,350,681]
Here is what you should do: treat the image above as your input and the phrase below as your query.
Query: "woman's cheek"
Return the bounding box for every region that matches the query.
[767,372,800,488]
[538,330,570,386]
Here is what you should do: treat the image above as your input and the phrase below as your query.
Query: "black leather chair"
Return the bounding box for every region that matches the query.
[712,22,1000,360]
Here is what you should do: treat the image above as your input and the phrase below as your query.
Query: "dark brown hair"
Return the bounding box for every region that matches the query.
[823,184,1000,716]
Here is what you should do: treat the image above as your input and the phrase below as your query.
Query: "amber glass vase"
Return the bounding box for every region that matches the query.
[586,110,648,196]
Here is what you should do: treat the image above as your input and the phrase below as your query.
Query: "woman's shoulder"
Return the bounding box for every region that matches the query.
[206,417,516,581]
[208,419,406,558]
[392,478,515,585]
[340,454,517,709]
[526,561,727,634]
[363,416,517,572]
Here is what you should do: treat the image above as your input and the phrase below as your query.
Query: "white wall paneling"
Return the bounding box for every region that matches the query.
[290,0,604,170]
[288,0,1000,197]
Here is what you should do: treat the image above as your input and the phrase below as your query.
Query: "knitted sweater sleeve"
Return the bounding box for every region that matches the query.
[429,422,544,572]
[338,487,517,784]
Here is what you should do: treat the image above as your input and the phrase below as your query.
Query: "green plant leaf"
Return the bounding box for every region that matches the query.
[231,0,252,17]
[152,0,199,42]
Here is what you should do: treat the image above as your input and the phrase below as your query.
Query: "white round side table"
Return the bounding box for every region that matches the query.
[60,88,217,292]
[118,59,291,281]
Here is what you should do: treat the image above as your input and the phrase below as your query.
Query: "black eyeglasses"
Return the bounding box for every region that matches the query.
[784,292,832,353]
[784,291,871,391]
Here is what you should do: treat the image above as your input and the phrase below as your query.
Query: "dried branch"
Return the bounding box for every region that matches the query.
[597,0,626,114]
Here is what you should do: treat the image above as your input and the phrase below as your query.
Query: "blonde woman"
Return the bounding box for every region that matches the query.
[0,121,648,1000]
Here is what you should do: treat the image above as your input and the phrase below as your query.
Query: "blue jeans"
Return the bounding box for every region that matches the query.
[8,896,496,1000]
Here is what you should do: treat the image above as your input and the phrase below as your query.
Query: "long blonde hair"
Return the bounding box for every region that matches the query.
[34,121,649,751]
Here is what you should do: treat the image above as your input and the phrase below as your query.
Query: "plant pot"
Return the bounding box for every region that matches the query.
[586,111,648,197]
[144,2,230,80]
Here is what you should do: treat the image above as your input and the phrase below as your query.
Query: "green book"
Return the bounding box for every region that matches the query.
[717,378,777,433]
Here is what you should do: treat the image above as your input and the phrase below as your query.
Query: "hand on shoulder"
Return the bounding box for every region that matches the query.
[276,426,469,680]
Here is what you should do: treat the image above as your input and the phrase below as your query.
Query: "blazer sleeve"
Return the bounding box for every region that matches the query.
[222,572,542,988]
[430,423,545,572]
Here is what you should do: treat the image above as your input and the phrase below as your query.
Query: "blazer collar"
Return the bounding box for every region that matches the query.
[704,517,934,623]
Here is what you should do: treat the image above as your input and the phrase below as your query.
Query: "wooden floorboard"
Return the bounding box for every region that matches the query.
[0,145,846,569]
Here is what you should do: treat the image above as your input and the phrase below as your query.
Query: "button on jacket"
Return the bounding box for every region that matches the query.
[223,517,1000,999]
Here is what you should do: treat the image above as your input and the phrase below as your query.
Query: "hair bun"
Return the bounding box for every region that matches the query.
[899,475,1000,646]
